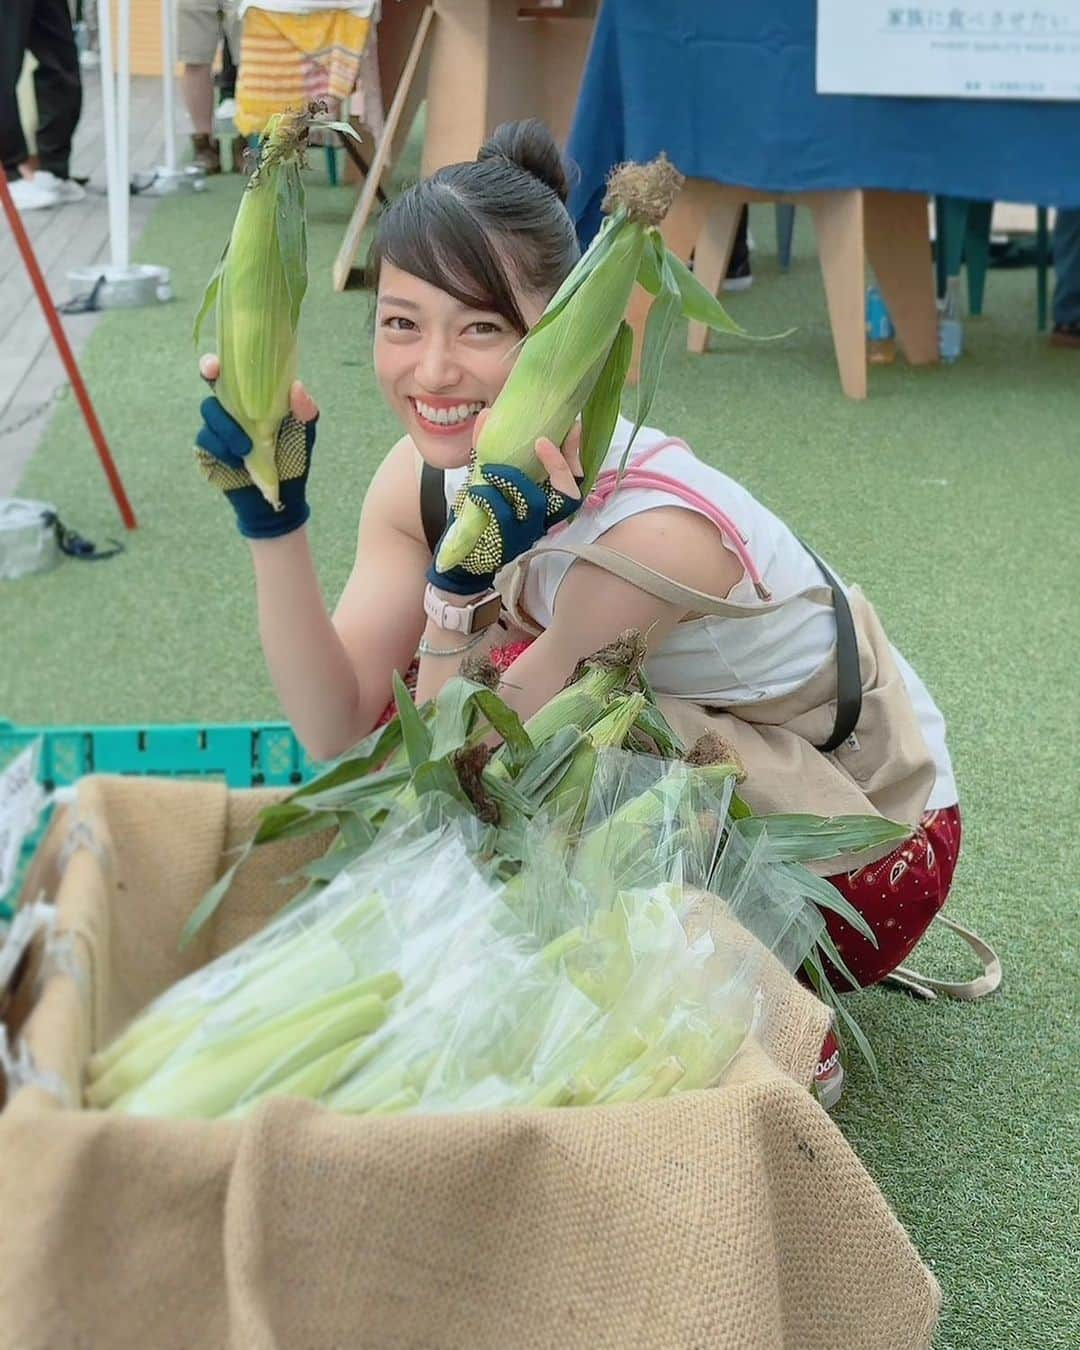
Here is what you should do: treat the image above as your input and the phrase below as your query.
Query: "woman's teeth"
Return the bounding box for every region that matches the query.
[413,399,484,427]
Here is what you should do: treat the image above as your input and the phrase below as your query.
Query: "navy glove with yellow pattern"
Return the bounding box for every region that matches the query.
[194,396,317,540]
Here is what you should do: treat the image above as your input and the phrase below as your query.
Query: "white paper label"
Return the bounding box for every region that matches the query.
[0,742,47,903]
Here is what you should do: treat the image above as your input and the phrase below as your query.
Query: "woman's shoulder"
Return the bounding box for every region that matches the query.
[361,436,429,545]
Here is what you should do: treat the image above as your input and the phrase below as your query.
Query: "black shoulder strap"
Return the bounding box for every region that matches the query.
[800,541,862,754]
[419,462,448,555]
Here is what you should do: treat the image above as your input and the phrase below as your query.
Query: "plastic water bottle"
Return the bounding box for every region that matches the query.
[866,285,896,364]
[938,277,964,364]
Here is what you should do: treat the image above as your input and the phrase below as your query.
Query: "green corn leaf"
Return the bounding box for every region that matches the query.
[291,719,404,800]
[480,768,534,817]
[733,813,911,863]
[525,209,627,342]
[666,248,795,342]
[260,762,410,835]
[579,321,633,495]
[300,840,375,881]
[291,766,411,815]
[471,690,533,763]
[665,249,749,337]
[784,862,878,946]
[727,792,753,821]
[429,678,485,761]
[631,700,684,758]
[276,165,308,329]
[252,803,343,847]
[180,842,253,949]
[315,118,363,144]
[803,948,879,1080]
[622,242,681,469]
[814,927,867,999]
[428,680,533,765]
[412,756,466,802]
[514,726,588,804]
[636,228,664,294]
[192,247,225,346]
[393,672,433,771]
[338,811,379,850]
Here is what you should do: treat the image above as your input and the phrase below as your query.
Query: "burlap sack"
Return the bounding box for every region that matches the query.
[0,776,940,1350]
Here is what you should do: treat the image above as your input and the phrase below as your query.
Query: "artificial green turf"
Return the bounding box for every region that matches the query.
[4,163,1079,1346]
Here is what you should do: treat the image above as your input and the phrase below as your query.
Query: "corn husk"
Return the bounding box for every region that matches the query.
[434,156,754,573]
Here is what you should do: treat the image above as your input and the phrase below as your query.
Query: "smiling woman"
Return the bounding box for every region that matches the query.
[190,119,965,1067]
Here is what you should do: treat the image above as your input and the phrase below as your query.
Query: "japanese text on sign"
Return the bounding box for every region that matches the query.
[817,0,1080,99]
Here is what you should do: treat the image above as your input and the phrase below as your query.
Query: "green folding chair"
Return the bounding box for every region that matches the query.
[934,197,1052,330]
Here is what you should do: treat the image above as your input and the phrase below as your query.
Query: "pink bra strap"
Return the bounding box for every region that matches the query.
[587,438,772,600]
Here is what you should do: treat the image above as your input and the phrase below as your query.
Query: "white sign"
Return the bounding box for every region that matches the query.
[817,1,1080,100]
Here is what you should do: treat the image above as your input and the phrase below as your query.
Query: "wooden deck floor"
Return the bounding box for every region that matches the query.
[0,74,169,495]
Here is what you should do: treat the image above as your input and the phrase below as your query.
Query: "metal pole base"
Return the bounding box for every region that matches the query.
[144,165,207,196]
[65,263,174,309]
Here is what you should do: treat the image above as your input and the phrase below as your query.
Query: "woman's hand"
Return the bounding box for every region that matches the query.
[193,354,321,540]
[427,412,585,595]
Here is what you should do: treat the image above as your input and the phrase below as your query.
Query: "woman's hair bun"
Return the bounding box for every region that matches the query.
[477,119,570,204]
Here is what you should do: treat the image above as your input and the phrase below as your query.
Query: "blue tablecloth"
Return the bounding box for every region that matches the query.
[567,0,1080,243]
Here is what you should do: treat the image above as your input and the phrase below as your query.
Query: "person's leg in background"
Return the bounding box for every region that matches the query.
[723,207,752,292]
[219,3,247,172]
[1050,208,1080,348]
[28,0,83,197]
[219,30,238,105]
[0,0,35,184]
[1,0,83,211]
[177,0,221,173]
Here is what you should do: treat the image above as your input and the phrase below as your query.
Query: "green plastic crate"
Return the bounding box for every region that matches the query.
[0,720,320,919]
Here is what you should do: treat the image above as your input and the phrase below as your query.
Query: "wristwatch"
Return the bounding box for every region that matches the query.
[423,583,502,635]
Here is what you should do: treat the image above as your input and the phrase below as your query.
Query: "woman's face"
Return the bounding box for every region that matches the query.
[374,261,545,469]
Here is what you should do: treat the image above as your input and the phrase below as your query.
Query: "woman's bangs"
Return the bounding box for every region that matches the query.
[380,188,526,331]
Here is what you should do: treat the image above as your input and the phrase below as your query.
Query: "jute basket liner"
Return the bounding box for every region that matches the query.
[0,775,940,1349]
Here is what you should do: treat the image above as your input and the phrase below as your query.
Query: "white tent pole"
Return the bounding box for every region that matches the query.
[160,0,178,171]
[116,0,132,268]
[95,0,123,268]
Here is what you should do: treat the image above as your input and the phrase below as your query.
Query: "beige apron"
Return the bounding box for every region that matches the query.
[499,542,1002,999]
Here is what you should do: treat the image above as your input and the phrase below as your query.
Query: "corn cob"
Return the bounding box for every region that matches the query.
[435,156,749,574]
[517,630,648,748]
[116,989,390,1119]
[194,107,314,511]
[541,692,646,825]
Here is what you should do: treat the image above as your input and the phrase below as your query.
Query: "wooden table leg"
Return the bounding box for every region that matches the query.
[808,189,867,400]
[686,190,744,354]
[864,190,939,366]
[626,178,712,383]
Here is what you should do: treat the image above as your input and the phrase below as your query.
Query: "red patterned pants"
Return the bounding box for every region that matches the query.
[823,804,962,989]
[382,640,960,989]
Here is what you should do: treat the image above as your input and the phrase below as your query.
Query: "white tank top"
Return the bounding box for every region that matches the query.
[444,417,958,809]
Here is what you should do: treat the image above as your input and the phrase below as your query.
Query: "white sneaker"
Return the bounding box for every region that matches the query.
[8,174,60,211]
[34,171,86,204]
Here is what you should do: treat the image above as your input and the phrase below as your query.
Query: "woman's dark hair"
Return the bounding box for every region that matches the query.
[367,119,580,333]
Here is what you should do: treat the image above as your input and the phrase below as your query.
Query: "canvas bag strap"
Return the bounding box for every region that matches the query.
[884,913,1002,1001]
[505,541,836,617]
[799,540,862,753]
[419,463,448,555]
[505,541,857,752]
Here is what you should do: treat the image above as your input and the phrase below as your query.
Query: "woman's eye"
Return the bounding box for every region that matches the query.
[382,316,417,332]
[467,320,503,336]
